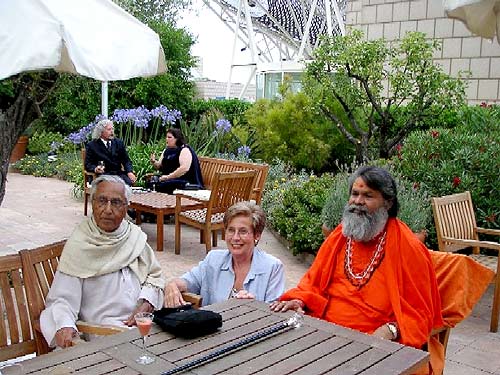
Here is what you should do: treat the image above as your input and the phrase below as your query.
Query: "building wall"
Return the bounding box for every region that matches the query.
[346,0,500,104]
[194,80,256,102]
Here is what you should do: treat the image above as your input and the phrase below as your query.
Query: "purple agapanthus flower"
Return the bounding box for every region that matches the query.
[215,118,231,133]
[237,145,251,157]
[65,116,101,145]
[111,106,151,128]
[151,105,182,126]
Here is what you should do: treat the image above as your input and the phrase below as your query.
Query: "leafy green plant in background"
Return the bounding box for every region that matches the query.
[262,162,335,254]
[393,105,500,232]
[245,91,342,171]
[304,30,466,163]
[27,130,65,155]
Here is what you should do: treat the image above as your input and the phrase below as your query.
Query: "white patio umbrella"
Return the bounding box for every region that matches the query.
[0,0,167,116]
[444,0,500,43]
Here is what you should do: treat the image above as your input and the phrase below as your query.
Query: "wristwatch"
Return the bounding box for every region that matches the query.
[386,322,399,340]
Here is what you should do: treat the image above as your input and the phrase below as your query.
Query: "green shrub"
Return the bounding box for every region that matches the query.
[263,168,335,255]
[393,105,500,232]
[27,130,64,155]
[246,92,344,171]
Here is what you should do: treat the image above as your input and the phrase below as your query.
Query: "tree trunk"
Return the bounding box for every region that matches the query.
[0,91,36,205]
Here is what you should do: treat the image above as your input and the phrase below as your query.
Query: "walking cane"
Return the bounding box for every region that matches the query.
[160,313,304,375]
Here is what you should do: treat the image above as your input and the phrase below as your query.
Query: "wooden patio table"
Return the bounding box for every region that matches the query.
[14,299,429,375]
[128,191,204,252]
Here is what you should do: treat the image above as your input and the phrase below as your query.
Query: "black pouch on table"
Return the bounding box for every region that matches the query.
[153,304,222,338]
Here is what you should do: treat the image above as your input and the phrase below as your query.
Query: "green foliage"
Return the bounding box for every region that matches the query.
[245,92,342,171]
[304,30,466,162]
[321,164,432,234]
[127,142,163,187]
[187,98,252,124]
[180,110,254,159]
[27,130,64,155]
[393,105,500,232]
[262,161,335,254]
[113,0,190,24]
[13,153,81,191]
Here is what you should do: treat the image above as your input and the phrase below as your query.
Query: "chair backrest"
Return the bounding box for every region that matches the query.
[0,254,37,361]
[431,191,479,253]
[19,240,66,355]
[205,170,258,218]
[198,157,269,203]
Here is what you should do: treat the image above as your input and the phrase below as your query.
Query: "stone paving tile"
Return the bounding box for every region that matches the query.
[2,172,500,374]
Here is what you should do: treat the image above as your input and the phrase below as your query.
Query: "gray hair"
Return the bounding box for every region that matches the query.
[92,119,113,140]
[348,166,399,217]
[223,201,266,235]
[90,175,131,204]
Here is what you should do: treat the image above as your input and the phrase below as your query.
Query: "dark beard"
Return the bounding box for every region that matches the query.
[341,204,389,242]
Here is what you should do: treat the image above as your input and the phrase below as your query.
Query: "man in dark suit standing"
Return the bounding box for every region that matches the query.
[85,119,137,186]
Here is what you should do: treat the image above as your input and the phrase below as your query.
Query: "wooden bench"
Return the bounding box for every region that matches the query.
[198,157,269,204]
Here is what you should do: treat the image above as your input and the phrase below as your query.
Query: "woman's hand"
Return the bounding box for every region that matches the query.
[164,281,186,308]
[269,299,305,314]
[159,175,168,182]
[234,289,255,300]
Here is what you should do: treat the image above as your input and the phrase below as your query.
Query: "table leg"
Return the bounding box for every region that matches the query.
[157,211,164,251]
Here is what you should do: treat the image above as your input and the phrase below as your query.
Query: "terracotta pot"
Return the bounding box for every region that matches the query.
[10,135,29,163]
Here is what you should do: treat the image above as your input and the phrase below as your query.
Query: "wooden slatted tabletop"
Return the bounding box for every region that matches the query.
[16,299,429,375]
[128,192,204,252]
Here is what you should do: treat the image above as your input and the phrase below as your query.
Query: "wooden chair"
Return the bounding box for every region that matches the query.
[20,240,127,355]
[175,170,258,254]
[81,148,95,216]
[431,191,500,332]
[0,253,38,361]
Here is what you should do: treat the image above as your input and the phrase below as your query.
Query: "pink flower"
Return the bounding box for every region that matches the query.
[452,176,461,187]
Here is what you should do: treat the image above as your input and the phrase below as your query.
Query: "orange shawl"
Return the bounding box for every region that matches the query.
[280,218,444,348]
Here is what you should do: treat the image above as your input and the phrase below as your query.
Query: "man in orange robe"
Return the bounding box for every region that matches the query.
[271,166,444,373]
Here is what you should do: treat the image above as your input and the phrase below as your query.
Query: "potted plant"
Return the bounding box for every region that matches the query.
[321,166,431,243]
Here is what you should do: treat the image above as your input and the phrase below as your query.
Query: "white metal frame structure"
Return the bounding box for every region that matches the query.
[202,0,346,99]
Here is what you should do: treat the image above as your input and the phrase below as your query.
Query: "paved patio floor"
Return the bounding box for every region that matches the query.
[1,172,499,374]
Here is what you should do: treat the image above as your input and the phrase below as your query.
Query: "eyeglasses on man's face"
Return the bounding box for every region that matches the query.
[93,196,127,209]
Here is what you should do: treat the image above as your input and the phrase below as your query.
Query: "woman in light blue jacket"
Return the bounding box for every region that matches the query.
[164,201,285,307]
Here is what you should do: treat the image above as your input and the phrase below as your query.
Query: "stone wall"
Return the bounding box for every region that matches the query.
[346,0,500,104]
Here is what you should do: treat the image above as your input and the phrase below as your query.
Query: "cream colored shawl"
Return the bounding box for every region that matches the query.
[58,217,164,289]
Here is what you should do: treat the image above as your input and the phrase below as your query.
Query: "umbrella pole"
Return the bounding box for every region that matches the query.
[101,81,108,118]
[160,313,303,375]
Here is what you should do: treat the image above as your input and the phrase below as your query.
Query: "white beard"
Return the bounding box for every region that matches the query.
[341,204,389,242]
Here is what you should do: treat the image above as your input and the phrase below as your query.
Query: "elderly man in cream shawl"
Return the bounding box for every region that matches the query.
[40,175,164,349]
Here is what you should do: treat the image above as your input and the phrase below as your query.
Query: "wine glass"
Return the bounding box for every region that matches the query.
[151,175,159,192]
[134,312,155,365]
[97,160,105,173]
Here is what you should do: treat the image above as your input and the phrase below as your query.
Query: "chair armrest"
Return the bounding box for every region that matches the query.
[442,236,500,251]
[477,227,500,237]
[181,292,203,309]
[76,320,128,335]
[173,189,211,202]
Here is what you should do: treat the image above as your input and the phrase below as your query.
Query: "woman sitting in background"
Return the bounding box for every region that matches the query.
[164,201,285,307]
[149,128,203,194]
